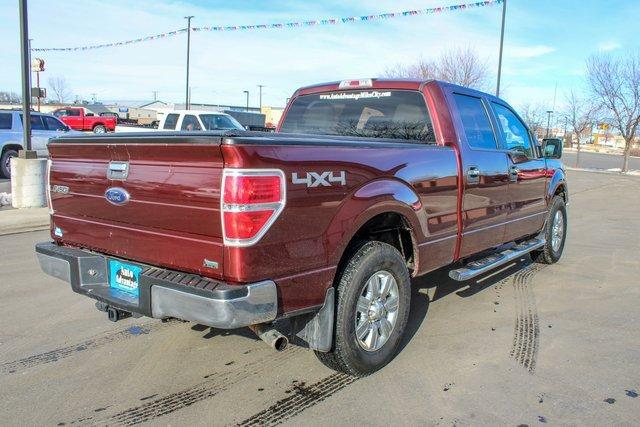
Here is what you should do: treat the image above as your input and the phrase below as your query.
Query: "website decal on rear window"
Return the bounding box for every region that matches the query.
[319,91,392,101]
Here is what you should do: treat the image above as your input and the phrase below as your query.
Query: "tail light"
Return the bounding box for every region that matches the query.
[221,169,286,246]
[46,158,53,215]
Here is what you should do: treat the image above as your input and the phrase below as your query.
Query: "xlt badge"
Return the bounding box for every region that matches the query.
[292,171,346,187]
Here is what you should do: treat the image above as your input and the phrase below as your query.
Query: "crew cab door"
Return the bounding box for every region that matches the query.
[489,102,547,242]
[451,92,511,257]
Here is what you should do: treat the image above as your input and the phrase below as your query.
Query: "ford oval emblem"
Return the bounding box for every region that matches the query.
[105,187,130,206]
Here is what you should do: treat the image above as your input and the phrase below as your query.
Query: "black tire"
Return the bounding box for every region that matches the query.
[315,241,411,377]
[93,124,106,134]
[1,149,18,179]
[532,195,567,264]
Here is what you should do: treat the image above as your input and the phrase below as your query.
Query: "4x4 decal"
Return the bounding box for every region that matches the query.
[292,171,346,187]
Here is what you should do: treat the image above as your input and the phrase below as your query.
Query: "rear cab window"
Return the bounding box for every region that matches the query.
[19,114,45,130]
[0,112,12,129]
[452,93,498,150]
[181,114,202,131]
[280,90,436,142]
[163,113,179,130]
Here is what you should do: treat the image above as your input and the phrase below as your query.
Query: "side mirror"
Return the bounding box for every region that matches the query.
[543,139,562,159]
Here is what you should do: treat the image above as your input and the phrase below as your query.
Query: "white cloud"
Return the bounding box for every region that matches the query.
[597,41,621,52]
[507,45,556,59]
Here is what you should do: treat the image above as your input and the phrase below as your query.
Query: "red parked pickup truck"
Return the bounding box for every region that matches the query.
[37,79,567,376]
[52,106,116,133]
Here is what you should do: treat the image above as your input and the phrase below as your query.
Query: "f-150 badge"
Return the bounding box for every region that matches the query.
[292,171,346,187]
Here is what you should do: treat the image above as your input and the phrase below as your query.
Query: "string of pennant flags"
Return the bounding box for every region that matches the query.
[31,0,503,52]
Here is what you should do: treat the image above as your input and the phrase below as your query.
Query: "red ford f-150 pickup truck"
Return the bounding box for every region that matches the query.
[52,106,117,133]
[37,79,567,376]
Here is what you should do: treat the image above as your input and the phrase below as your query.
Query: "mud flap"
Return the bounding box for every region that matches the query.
[291,288,334,352]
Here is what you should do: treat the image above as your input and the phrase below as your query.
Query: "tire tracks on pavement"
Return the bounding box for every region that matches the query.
[1,321,176,374]
[509,263,545,373]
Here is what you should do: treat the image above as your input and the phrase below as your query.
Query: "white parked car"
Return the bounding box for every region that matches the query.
[0,110,76,178]
[157,110,245,132]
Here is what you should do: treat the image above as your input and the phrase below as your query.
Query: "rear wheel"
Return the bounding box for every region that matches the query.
[1,149,18,179]
[532,195,567,264]
[93,124,106,134]
[315,241,411,377]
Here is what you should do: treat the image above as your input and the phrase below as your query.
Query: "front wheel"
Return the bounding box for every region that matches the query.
[315,241,411,377]
[93,124,106,134]
[532,195,567,264]
[1,149,18,179]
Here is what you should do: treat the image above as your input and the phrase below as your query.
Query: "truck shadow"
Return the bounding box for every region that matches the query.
[398,256,533,353]
[192,257,534,353]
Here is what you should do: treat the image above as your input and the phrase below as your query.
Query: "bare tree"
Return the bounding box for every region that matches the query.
[48,76,72,103]
[563,90,596,167]
[586,52,640,172]
[518,102,547,138]
[0,91,21,103]
[383,46,489,90]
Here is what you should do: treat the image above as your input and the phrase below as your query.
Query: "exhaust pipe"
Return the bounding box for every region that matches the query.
[249,323,288,352]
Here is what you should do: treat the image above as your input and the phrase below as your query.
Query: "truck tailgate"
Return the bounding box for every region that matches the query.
[47,134,226,279]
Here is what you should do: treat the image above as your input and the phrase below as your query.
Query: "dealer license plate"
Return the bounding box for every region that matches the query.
[109,259,142,298]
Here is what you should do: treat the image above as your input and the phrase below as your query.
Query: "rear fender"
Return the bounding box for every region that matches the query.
[326,178,425,272]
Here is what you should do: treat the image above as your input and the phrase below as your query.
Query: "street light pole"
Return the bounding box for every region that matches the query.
[19,0,33,154]
[546,110,553,138]
[243,90,249,112]
[184,15,194,110]
[496,0,507,97]
[257,85,264,110]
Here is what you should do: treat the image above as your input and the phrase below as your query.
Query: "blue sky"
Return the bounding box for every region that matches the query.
[1,0,639,109]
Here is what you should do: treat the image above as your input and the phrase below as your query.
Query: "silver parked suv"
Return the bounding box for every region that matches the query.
[0,110,73,178]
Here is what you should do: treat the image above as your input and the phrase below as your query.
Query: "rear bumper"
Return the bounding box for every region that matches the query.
[35,242,277,329]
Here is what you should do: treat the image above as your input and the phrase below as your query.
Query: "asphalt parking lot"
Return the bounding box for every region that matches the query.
[1,169,639,426]
[563,150,640,170]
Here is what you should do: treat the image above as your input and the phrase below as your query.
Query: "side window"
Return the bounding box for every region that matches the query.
[163,113,179,130]
[43,116,67,131]
[0,113,12,129]
[68,109,81,117]
[19,114,45,130]
[452,93,497,150]
[491,103,533,157]
[30,115,46,130]
[181,114,202,131]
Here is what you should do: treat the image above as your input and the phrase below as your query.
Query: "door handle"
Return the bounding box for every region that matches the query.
[467,166,480,185]
[509,166,519,182]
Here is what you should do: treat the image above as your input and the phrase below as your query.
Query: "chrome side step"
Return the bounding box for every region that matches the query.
[448,238,545,281]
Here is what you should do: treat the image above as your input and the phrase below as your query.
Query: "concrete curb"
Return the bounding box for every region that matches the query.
[566,166,640,177]
[0,207,50,236]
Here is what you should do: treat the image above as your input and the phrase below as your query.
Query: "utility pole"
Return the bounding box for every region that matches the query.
[184,15,194,110]
[257,85,264,110]
[152,91,158,101]
[243,90,249,112]
[545,110,553,138]
[495,0,507,97]
[19,0,33,154]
